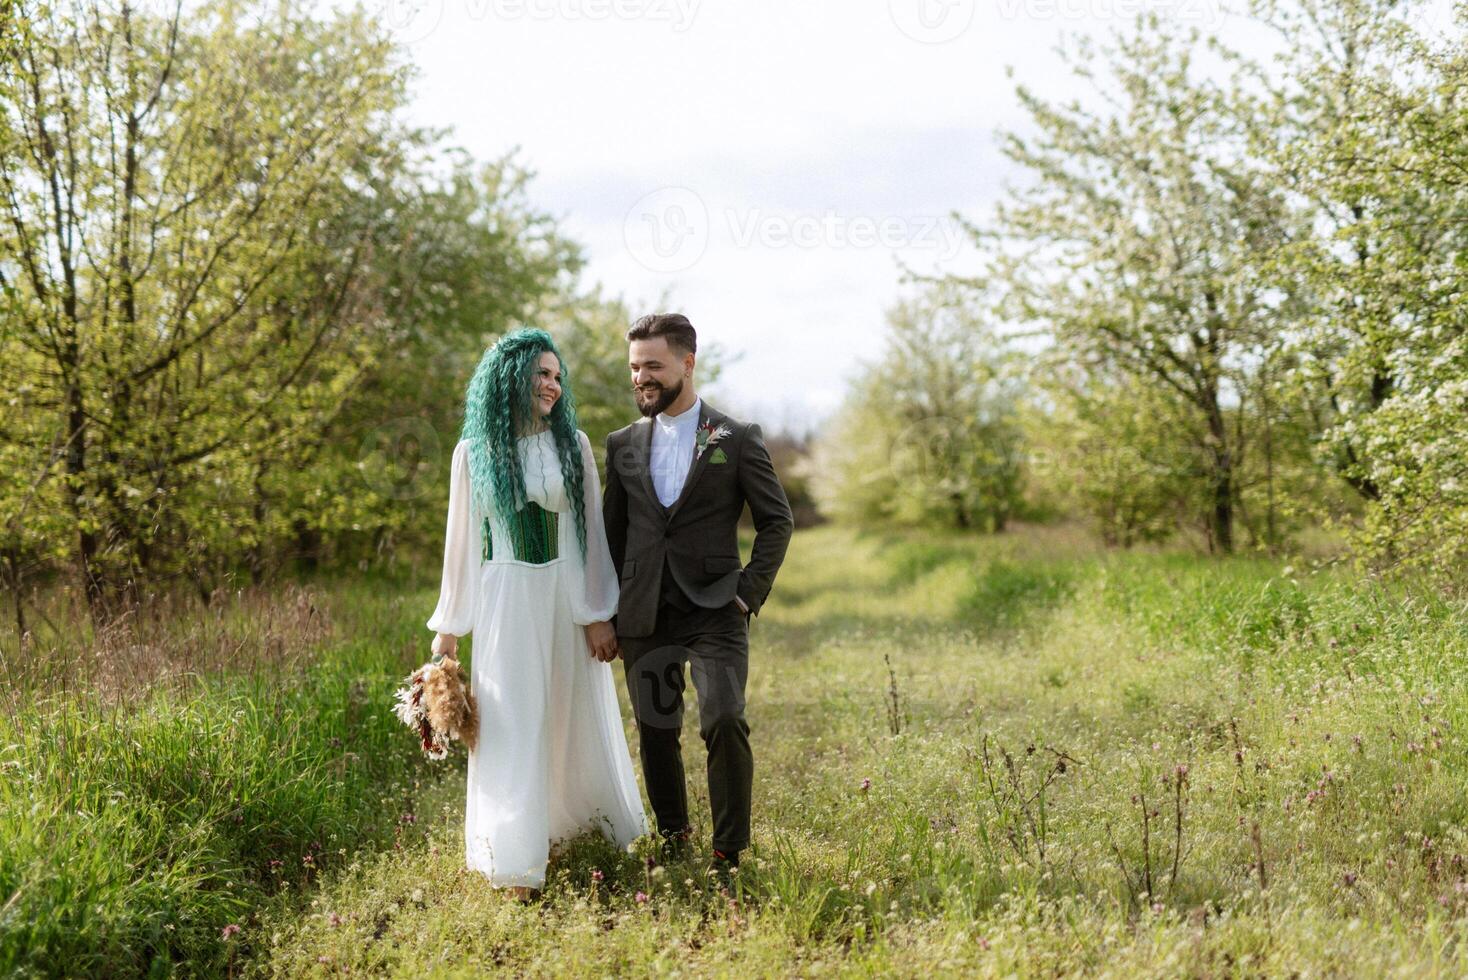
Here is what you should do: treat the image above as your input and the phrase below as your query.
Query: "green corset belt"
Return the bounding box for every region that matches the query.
[482,501,560,564]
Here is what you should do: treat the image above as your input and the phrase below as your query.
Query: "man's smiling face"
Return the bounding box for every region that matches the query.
[629,336,693,418]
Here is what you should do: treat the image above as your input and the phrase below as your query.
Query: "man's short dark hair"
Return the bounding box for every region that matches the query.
[627,313,697,356]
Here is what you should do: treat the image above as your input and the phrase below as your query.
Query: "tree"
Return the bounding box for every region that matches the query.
[1233,0,1468,574]
[812,280,1024,531]
[1028,369,1203,547]
[258,146,583,582]
[962,16,1302,552]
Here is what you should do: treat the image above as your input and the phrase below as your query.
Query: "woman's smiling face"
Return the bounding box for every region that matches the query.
[531,351,563,421]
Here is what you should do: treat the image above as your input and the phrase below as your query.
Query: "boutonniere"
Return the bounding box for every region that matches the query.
[695,420,733,462]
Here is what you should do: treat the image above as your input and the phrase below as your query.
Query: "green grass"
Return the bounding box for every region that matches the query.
[244,525,1468,977]
[0,581,448,978]
[9,526,1468,976]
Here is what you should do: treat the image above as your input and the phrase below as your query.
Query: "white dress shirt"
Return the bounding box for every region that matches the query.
[646,395,751,616]
[650,395,702,508]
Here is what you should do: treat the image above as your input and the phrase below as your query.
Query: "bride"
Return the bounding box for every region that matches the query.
[426,327,650,901]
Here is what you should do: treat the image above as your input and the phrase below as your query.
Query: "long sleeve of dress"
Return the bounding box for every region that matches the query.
[426,439,483,637]
[569,429,619,626]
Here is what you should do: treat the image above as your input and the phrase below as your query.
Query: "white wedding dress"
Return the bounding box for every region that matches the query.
[426,429,649,888]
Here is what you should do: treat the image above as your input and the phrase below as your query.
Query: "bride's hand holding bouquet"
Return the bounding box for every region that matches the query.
[391,633,479,759]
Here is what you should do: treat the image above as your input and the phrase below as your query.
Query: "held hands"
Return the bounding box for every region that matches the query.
[584,620,619,663]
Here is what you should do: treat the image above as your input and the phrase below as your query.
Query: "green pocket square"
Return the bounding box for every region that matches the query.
[709,447,729,464]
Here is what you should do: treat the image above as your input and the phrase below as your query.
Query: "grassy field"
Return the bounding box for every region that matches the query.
[230,524,1468,977]
[0,576,443,977]
[5,525,1467,976]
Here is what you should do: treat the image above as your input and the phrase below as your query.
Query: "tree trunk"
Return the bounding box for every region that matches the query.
[3,549,25,641]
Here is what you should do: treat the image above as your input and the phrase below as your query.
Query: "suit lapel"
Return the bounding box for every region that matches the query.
[666,400,723,522]
[634,417,659,511]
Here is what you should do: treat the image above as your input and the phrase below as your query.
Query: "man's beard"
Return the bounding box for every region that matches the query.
[635,377,683,418]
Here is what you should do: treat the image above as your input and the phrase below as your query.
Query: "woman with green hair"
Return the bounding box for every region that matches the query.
[426,328,648,901]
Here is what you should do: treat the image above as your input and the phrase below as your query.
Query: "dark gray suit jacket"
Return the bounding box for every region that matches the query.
[603,400,794,639]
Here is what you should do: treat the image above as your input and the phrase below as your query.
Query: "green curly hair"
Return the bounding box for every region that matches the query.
[461,327,587,560]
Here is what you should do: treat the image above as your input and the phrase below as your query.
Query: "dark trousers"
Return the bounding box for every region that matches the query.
[619,572,752,853]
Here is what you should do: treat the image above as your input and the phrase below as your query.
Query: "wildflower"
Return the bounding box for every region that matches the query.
[635,891,649,904]
[221,924,241,940]
[859,778,871,793]
[328,912,342,927]
[591,869,605,883]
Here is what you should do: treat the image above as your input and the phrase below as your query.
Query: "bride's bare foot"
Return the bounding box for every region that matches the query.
[504,885,541,903]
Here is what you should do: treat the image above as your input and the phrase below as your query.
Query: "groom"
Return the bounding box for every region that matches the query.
[602,313,793,876]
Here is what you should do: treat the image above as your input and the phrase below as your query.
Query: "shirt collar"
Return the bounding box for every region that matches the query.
[656,395,701,432]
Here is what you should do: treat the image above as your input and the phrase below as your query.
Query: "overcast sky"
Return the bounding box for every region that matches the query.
[366,0,1453,431]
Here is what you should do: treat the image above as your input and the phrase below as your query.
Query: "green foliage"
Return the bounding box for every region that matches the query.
[959,15,1306,554]
[1232,0,1468,579]
[812,280,1025,532]
[0,576,436,976]
[0,1,409,604]
[960,559,1076,633]
[245,527,1468,976]
[0,2,599,612]
[906,0,1468,576]
[1028,374,1204,547]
